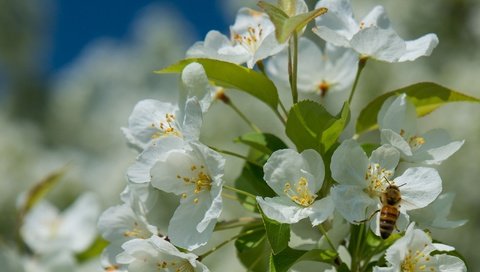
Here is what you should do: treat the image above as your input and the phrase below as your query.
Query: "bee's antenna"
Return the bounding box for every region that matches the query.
[383,176,392,185]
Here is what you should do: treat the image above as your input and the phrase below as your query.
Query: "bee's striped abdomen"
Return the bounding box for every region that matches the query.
[379,205,399,239]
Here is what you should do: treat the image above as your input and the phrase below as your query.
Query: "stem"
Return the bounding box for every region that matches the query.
[274,108,287,126]
[214,217,262,231]
[288,32,299,104]
[278,99,289,117]
[256,60,266,75]
[221,192,239,201]
[348,57,368,105]
[223,185,257,199]
[318,225,337,253]
[226,100,261,133]
[350,223,366,272]
[209,146,263,167]
[199,227,264,260]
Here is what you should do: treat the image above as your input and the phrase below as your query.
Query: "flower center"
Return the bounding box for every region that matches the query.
[151,113,182,139]
[401,246,436,272]
[123,221,150,239]
[283,177,317,207]
[364,163,393,197]
[400,129,425,151]
[318,80,330,97]
[232,24,264,53]
[177,164,212,204]
[157,260,194,272]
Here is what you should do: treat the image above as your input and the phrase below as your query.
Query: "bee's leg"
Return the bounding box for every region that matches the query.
[354,209,380,224]
[394,210,400,231]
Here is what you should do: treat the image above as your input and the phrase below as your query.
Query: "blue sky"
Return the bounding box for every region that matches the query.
[51,0,229,71]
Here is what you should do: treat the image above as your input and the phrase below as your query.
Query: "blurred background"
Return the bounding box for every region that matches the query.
[0,0,479,270]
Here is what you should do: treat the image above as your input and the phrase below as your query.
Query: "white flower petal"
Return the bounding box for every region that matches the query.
[127,137,185,184]
[330,139,369,187]
[122,100,180,150]
[314,0,358,46]
[186,30,249,64]
[20,201,60,253]
[432,243,455,252]
[181,63,215,113]
[409,193,467,229]
[370,145,400,172]
[257,196,311,224]
[168,194,217,250]
[378,94,417,136]
[264,149,324,196]
[413,128,464,164]
[308,196,335,226]
[59,192,100,252]
[399,33,439,62]
[380,129,413,156]
[331,185,377,223]
[360,6,390,29]
[350,27,406,62]
[395,167,442,210]
[436,254,467,272]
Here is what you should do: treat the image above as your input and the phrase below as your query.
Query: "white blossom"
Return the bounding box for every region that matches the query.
[330,140,442,234]
[314,0,438,62]
[257,149,334,226]
[378,94,464,164]
[408,193,467,229]
[121,97,202,151]
[374,223,466,272]
[180,62,218,113]
[187,1,309,68]
[127,140,225,250]
[20,192,100,254]
[117,235,209,272]
[267,37,358,96]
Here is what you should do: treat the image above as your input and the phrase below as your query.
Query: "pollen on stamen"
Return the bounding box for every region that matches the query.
[283,177,316,207]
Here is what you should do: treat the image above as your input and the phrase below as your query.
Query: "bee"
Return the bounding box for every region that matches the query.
[356,177,403,239]
[378,179,402,239]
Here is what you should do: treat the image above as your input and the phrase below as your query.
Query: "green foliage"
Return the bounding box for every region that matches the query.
[269,247,339,272]
[235,132,287,156]
[258,1,328,43]
[356,82,480,133]
[76,236,109,262]
[235,162,276,212]
[156,58,279,109]
[260,208,290,254]
[286,101,350,154]
[17,166,68,226]
[235,227,270,272]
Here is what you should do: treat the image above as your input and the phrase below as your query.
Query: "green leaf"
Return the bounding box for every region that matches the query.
[17,166,68,224]
[235,132,288,155]
[269,247,306,272]
[76,236,109,262]
[356,82,480,134]
[260,208,290,254]
[258,1,328,43]
[319,102,350,153]
[234,162,276,212]
[269,247,339,272]
[236,227,270,272]
[286,100,350,154]
[156,58,279,109]
[360,143,380,157]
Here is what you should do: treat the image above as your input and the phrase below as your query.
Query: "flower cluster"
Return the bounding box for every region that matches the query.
[97,0,471,271]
